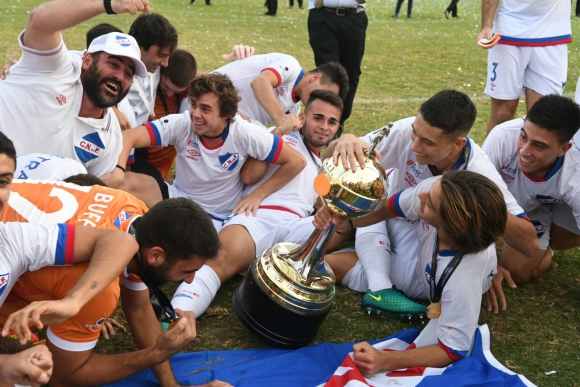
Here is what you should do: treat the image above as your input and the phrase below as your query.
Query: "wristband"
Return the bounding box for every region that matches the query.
[104,0,117,15]
[115,164,126,173]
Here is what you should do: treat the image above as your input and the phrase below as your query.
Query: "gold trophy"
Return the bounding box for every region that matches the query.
[233,124,394,348]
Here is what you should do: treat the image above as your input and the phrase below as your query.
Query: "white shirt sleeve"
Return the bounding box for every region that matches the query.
[145,112,191,148]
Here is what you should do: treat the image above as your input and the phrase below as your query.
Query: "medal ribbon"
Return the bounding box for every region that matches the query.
[429,234,465,303]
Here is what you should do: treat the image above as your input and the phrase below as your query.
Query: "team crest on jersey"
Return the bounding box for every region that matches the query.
[0,273,9,297]
[535,195,560,204]
[531,219,546,239]
[85,317,107,330]
[75,133,105,162]
[218,152,240,171]
[114,210,132,227]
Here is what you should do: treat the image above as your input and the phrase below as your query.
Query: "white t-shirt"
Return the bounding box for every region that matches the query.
[145,112,284,218]
[243,130,320,217]
[0,222,76,306]
[390,177,496,358]
[16,153,87,181]
[212,54,303,127]
[0,32,123,177]
[482,118,580,230]
[127,71,161,126]
[360,117,527,218]
[494,0,572,45]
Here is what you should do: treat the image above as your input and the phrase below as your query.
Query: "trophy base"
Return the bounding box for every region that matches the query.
[233,260,332,349]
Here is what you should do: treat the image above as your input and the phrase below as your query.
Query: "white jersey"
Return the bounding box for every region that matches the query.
[212,54,303,126]
[0,222,76,306]
[145,112,284,219]
[16,153,87,181]
[127,71,161,126]
[243,130,320,217]
[360,117,527,218]
[0,32,123,177]
[494,0,572,46]
[482,118,580,230]
[390,177,497,359]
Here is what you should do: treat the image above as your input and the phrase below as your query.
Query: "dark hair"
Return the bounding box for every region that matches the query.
[63,173,107,187]
[0,132,17,164]
[305,89,344,113]
[86,23,122,48]
[189,73,241,124]
[128,13,178,52]
[526,95,580,145]
[162,49,197,89]
[135,198,220,263]
[309,62,350,100]
[419,90,477,138]
[439,170,507,254]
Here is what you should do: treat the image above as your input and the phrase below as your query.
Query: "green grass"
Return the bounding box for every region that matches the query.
[1,0,580,385]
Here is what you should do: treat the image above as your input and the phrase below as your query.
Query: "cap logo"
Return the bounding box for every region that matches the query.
[116,35,133,47]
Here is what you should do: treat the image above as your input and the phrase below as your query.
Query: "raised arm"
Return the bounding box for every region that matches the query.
[24,0,151,51]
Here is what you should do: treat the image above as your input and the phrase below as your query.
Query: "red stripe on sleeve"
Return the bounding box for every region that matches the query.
[64,224,76,265]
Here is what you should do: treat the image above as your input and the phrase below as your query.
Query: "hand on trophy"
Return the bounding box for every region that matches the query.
[312,204,348,232]
[331,134,379,173]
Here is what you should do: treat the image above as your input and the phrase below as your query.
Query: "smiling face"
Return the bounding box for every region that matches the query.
[0,154,15,216]
[82,53,134,108]
[301,98,341,150]
[410,113,466,172]
[517,120,572,180]
[189,92,228,138]
[417,179,442,229]
[140,44,171,73]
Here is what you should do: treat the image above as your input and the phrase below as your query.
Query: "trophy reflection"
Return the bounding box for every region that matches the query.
[233,124,393,348]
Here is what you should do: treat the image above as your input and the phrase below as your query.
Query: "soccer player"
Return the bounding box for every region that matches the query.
[482,95,580,310]
[323,90,537,318]
[212,54,349,134]
[0,0,149,179]
[171,89,342,318]
[1,179,228,386]
[478,0,572,133]
[116,73,306,224]
[314,171,507,373]
[129,49,197,192]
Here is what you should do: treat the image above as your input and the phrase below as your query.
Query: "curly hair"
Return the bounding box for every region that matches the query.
[189,73,241,124]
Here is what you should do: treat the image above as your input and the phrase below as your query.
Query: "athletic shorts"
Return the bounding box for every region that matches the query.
[0,262,120,352]
[484,44,567,100]
[222,208,314,258]
[528,203,580,250]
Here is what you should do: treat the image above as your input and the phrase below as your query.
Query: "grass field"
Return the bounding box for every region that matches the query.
[1,0,580,386]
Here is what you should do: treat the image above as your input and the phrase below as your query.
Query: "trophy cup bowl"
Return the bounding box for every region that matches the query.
[233,125,393,348]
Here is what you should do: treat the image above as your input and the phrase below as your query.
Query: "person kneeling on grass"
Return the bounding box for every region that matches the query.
[314,170,507,371]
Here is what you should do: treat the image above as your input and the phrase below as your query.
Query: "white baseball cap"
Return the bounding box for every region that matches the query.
[87,32,148,78]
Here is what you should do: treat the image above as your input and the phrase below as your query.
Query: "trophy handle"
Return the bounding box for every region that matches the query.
[366,122,393,160]
[278,222,336,285]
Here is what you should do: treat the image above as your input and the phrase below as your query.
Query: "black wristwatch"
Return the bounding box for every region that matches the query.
[104,0,117,15]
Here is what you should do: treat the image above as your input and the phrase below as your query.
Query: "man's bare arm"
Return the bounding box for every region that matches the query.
[24,0,151,51]
[478,0,500,40]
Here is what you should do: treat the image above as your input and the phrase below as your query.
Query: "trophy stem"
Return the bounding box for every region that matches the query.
[278,223,336,284]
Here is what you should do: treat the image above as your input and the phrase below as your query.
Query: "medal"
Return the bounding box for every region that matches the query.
[426,302,441,319]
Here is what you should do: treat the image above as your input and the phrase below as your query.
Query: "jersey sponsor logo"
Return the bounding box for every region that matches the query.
[113,210,132,228]
[531,219,546,239]
[500,171,514,184]
[75,133,106,163]
[187,139,201,150]
[410,161,423,179]
[503,166,517,174]
[535,195,560,204]
[0,273,9,297]
[405,172,418,187]
[421,218,430,230]
[218,152,240,171]
[186,149,201,161]
[56,94,67,106]
[85,317,107,330]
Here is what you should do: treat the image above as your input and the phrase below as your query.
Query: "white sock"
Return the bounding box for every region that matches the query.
[171,265,221,318]
[356,227,393,292]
